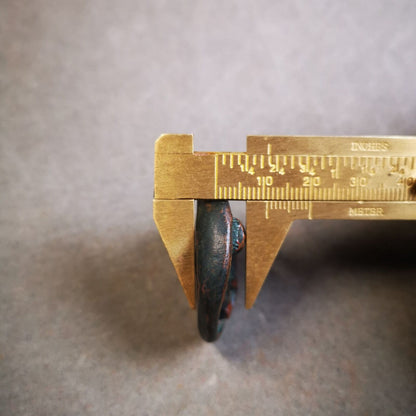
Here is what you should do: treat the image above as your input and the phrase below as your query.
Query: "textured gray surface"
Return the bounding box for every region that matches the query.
[1,1,416,415]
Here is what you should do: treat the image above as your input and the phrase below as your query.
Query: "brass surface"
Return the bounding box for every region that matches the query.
[154,134,416,308]
[153,198,195,308]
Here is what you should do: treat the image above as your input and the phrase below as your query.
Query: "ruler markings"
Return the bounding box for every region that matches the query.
[336,156,340,179]
[217,152,416,201]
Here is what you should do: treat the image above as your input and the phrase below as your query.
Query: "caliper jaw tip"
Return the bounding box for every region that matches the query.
[245,201,293,309]
[153,198,196,309]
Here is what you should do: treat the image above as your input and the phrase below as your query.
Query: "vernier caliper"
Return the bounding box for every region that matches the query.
[153,134,416,340]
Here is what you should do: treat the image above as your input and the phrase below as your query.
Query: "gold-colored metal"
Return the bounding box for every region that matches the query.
[154,134,416,308]
[153,198,195,308]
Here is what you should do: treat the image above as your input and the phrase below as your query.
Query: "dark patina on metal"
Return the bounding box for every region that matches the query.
[195,200,246,342]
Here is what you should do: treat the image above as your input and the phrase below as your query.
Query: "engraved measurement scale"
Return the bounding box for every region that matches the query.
[153,134,416,309]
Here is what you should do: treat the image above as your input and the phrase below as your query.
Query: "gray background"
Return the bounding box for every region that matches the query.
[1,1,415,415]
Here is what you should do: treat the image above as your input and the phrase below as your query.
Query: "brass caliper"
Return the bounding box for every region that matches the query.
[153,134,416,340]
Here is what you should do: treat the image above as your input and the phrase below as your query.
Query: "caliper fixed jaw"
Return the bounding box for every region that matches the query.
[153,134,196,308]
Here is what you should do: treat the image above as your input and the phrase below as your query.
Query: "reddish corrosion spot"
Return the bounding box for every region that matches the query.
[223,302,233,319]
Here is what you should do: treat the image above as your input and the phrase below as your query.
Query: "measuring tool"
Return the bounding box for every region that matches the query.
[153,134,416,314]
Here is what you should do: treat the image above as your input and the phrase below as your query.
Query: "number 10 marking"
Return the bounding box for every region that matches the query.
[257,176,273,186]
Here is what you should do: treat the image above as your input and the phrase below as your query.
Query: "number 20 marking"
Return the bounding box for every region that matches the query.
[303,177,321,187]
